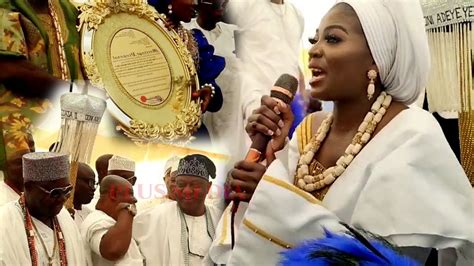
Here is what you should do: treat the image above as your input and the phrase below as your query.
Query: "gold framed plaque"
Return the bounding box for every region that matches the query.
[78,0,201,144]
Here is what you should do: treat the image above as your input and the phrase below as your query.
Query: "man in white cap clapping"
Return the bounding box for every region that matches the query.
[0,152,89,265]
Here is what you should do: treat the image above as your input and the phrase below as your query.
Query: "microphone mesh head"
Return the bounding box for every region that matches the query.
[271,74,298,104]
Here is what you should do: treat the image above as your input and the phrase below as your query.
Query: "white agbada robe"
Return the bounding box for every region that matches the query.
[225,0,304,162]
[184,19,243,156]
[133,201,222,266]
[0,202,90,265]
[184,19,237,59]
[210,107,474,265]
[0,181,20,207]
[81,210,144,266]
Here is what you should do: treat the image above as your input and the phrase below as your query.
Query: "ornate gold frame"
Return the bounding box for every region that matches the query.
[78,0,201,144]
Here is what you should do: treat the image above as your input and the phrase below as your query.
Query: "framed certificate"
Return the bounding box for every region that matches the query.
[79,0,201,144]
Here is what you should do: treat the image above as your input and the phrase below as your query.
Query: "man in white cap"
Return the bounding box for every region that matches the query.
[81,175,143,265]
[134,154,223,266]
[163,155,180,201]
[137,156,180,212]
[0,152,89,265]
[107,155,136,186]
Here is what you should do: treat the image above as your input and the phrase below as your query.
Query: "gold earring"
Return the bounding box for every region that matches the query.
[367,70,377,100]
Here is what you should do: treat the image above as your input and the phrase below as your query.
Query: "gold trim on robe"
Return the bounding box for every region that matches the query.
[242,218,293,249]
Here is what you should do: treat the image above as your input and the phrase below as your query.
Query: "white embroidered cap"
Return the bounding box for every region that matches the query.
[107,155,135,172]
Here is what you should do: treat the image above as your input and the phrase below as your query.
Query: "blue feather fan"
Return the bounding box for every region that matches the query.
[280,225,420,266]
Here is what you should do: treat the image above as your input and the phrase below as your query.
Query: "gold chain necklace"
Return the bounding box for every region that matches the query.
[47,0,69,80]
[31,219,58,266]
[295,92,393,192]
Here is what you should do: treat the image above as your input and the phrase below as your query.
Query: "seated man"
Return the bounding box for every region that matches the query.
[134,154,223,266]
[73,162,96,227]
[0,152,89,264]
[81,175,143,265]
[107,155,136,185]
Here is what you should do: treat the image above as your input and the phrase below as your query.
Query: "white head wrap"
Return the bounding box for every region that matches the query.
[336,0,431,105]
[107,155,135,172]
[164,156,180,176]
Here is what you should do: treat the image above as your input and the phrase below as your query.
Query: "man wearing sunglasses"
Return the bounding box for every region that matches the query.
[73,163,97,227]
[81,175,143,265]
[108,155,137,186]
[0,152,89,265]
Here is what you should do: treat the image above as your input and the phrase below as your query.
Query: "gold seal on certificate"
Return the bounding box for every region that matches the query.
[78,0,201,144]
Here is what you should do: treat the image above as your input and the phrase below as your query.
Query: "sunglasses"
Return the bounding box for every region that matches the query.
[36,184,73,199]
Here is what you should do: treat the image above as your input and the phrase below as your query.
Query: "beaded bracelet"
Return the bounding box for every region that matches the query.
[201,83,216,98]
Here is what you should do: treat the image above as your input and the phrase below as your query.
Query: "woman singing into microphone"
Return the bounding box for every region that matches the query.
[211,0,474,265]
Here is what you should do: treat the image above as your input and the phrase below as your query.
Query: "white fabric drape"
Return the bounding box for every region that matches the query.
[225,0,305,163]
[212,107,474,265]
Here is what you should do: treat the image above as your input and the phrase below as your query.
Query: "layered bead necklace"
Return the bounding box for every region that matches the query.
[295,92,392,193]
[19,195,68,266]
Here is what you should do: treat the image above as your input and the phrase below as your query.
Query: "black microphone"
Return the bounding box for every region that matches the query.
[244,74,299,163]
[230,74,298,248]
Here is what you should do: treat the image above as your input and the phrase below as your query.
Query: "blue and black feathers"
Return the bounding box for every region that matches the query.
[280,223,420,266]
